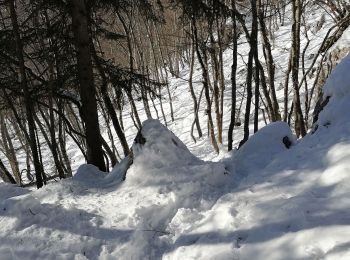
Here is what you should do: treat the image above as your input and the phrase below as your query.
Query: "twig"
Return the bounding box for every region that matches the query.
[28,208,37,215]
[141,229,173,235]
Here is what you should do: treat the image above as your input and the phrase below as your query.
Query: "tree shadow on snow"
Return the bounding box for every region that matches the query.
[0,200,133,258]
[163,136,350,257]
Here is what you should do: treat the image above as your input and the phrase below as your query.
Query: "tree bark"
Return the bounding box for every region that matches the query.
[258,0,281,121]
[189,38,202,140]
[92,46,130,157]
[291,0,307,137]
[71,0,106,171]
[0,115,21,184]
[9,0,44,188]
[228,0,238,151]
[0,158,16,184]
[192,18,219,154]
[239,0,258,148]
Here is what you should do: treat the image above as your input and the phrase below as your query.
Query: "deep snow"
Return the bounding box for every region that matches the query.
[1,52,350,258]
[0,4,350,260]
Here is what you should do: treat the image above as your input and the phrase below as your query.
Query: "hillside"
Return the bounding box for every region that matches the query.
[1,53,350,259]
[0,1,350,259]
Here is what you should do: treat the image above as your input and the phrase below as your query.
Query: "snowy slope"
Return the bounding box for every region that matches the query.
[0,119,231,259]
[1,3,350,260]
[1,53,350,259]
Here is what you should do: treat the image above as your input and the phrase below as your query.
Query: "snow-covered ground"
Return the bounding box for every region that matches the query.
[1,53,350,259]
[0,4,350,260]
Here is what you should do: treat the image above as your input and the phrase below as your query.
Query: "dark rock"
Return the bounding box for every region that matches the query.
[283,136,292,149]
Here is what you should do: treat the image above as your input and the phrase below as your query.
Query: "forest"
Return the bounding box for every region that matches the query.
[0,0,349,189]
[1,0,350,259]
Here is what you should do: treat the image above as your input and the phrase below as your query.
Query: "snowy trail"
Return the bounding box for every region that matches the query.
[2,105,350,259]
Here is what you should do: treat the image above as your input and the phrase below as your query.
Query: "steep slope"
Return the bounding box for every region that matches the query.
[163,53,350,260]
[1,53,350,260]
[0,119,231,259]
[0,3,349,259]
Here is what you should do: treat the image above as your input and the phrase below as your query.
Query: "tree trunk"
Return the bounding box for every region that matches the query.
[117,11,142,129]
[283,50,292,122]
[209,27,223,144]
[92,46,130,157]
[0,115,21,184]
[189,38,202,140]
[58,102,72,177]
[0,158,16,184]
[258,0,281,121]
[35,108,65,179]
[228,0,238,151]
[239,0,258,148]
[193,18,219,154]
[291,0,307,137]
[9,0,44,188]
[71,0,106,171]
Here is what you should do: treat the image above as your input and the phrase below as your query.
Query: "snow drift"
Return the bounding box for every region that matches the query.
[0,119,233,259]
[232,121,296,175]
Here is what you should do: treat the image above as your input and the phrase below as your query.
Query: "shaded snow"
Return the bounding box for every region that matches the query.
[231,121,296,175]
[324,52,350,98]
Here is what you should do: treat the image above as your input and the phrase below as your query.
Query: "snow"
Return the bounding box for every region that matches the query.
[323,52,350,98]
[318,52,350,128]
[1,4,350,260]
[132,119,202,168]
[231,121,296,175]
[3,83,350,258]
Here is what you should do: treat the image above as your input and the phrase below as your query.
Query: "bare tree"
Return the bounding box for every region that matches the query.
[71,0,106,171]
[291,0,307,137]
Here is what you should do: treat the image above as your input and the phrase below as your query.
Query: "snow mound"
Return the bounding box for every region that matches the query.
[98,120,232,258]
[132,119,201,169]
[74,162,126,188]
[74,164,107,182]
[323,52,350,98]
[127,119,229,188]
[317,52,350,128]
[233,121,295,174]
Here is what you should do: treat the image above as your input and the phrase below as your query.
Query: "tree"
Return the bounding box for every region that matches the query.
[228,0,238,151]
[291,0,307,137]
[8,0,45,188]
[239,0,259,148]
[70,0,106,171]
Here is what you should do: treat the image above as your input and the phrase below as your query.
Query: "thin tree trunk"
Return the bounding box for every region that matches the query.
[116,11,142,129]
[154,22,175,122]
[258,0,281,121]
[193,18,219,154]
[189,39,202,139]
[92,46,130,157]
[209,28,223,144]
[228,0,238,151]
[36,108,65,179]
[0,115,21,184]
[239,0,258,148]
[0,158,16,184]
[291,0,307,137]
[283,50,292,122]
[217,17,226,144]
[58,102,72,177]
[254,64,260,133]
[9,0,44,188]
